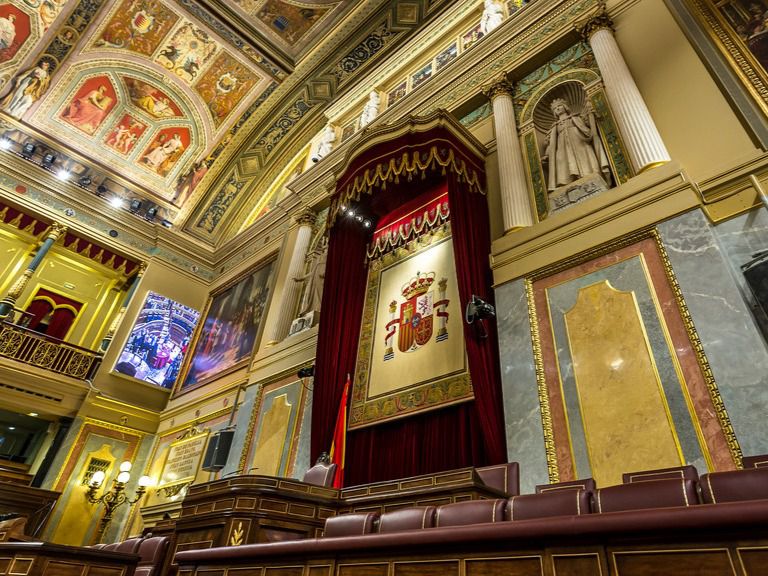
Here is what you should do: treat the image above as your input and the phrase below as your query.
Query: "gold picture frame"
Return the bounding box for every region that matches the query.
[686,0,768,116]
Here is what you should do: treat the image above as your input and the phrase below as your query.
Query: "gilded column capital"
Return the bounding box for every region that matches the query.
[136,261,148,278]
[577,4,614,41]
[484,75,513,101]
[45,221,67,242]
[294,209,316,228]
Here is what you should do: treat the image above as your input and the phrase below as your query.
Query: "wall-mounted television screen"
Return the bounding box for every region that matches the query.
[113,292,200,389]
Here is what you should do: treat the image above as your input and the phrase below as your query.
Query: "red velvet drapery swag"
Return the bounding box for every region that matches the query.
[312,117,507,485]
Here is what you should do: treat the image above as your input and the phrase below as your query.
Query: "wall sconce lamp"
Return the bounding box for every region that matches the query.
[86,461,155,539]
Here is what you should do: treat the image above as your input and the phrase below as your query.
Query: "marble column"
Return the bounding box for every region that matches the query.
[99,262,147,353]
[580,11,670,173]
[485,78,534,231]
[267,210,315,344]
[0,222,66,319]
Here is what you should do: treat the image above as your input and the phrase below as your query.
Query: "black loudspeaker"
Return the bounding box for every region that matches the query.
[201,429,235,472]
[744,256,768,317]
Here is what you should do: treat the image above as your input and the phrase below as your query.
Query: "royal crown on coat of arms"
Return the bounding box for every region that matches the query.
[384,270,449,361]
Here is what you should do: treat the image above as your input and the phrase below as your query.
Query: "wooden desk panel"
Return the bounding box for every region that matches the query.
[0,542,137,576]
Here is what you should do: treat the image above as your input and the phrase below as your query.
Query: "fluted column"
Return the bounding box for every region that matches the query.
[99,262,147,353]
[0,222,66,319]
[485,78,534,231]
[580,10,670,173]
[266,211,315,344]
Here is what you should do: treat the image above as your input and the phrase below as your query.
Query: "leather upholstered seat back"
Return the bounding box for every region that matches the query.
[378,506,436,533]
[622,465,698,484]
[302,462,337,487]
[324,512,379,537]
[476,463,520,496]
[507,489,591,521]
[594,478,699,513]
[435,499,506,528]
[536,478,596,494]
[700,468,768,504]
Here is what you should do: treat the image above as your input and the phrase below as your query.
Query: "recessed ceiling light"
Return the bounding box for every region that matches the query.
[28,412,38,417]
[8,426,15,430]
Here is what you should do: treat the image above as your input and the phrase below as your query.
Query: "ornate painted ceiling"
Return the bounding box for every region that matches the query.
[0,0,454,246]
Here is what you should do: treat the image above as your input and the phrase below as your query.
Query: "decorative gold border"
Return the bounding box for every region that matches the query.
[348,228,473,430]
[172,256,277,397]
[525,226,743,481]
[651,230,742,467]
[525,278,559,483]
[686,0,768,117]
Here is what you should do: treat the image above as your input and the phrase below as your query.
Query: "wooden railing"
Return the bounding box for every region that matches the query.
[0,321,101,380]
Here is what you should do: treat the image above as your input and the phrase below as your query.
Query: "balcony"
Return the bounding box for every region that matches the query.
[0,321,101,381]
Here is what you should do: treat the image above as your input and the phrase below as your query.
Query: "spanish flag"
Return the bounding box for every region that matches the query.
[329,375,350,488]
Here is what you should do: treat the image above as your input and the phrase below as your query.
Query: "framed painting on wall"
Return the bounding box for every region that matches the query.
[175,259,276,395]
[686,0,768,116]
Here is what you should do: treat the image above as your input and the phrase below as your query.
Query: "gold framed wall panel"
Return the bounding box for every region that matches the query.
[527,229,740,483]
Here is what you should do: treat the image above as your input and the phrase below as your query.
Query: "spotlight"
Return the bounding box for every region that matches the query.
[109,196,124,209]
[340,204,347,212]
[347,209,355,217]
[56,168,70,181]
[129,199,142,213]
[42,152,56,167]
[78,175,92,187]
[363,219,371,228]
[297,365,314,378]
[355,214,363,222]
[0,138,12,150]
[21,143,36,157]
[160,219,173,228]
[96,184,108,196]
[145,207,157,221]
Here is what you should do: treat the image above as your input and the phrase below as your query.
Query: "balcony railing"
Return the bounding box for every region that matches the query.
[0,321,101,380]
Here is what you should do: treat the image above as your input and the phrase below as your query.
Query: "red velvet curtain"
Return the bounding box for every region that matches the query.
[46,308,77,340]
[25,299,53,330]
[312,125,507,485]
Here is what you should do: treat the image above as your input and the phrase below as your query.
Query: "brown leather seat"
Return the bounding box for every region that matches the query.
[136,536,170,576]
[622,465,698,484]
[476,463,520,495]
[435,499,506,528]
[324,513,379,537]
[594,478,699,513]
[700,468,768,503]
[378,506,436,533]
[742,454,768,469]
[536,478,597,494]
[302,462,337,487]
[507,489,591,521]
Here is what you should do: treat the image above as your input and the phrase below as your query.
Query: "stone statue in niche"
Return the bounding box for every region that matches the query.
[359,91,380,128]
[480,0,505,35]
[312,124,336,163]
[541,96,611,212]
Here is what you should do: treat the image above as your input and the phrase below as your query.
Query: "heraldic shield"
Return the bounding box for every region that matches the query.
[385,271,449,361]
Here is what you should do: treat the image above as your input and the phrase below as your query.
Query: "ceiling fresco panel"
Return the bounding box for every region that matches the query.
[59,73,118,134]
[153,20,217,84]
[94,0,179,55]
[194,51,260,127]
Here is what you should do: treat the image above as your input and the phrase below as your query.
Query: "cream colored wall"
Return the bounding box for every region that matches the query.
[92,258,209,413]
[14,247,124,348]
[0,226,33,295]
[615,0,759,180]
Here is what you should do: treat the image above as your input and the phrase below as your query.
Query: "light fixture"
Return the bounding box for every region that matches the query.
[363,219,371,228]
[28,412,38,417]
[347,209,355,217]
[21,143,36,157]
[160,219,173,228]
[56,168,70,181]
[129,199,142,213]
[78,175,92,187]
[109,196,124,209]
[85,461,155,542]
[96,184,108,196]
[0,137,12,150]
[7,426,15,431]
[145,207,157,221]
[464,295,496,340]
[42,152,56,168]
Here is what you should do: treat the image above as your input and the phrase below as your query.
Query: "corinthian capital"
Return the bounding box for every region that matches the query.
[484,75,513,101]
[45,222,67,242]
[577,3,614,41]
[295,209,316,227]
